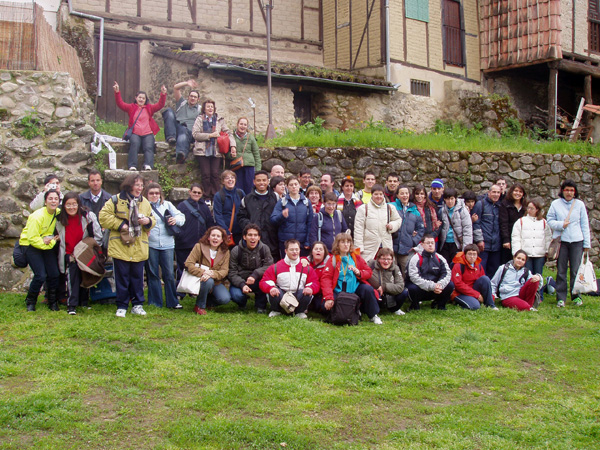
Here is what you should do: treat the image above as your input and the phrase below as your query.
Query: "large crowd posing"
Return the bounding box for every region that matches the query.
[16,80,593,323]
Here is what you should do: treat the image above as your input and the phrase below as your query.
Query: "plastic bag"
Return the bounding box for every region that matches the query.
[572,253,597,295]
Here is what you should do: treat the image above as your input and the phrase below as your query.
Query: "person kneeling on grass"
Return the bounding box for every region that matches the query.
[320,233,383,325]
[228,224,273,313]
[490,249,542,311]
[367,248,407,316]
[259,239,320,319]
[405,234,454,311]
[450,244,498,310]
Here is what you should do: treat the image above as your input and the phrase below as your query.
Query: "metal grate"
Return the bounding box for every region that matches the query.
[590,20,600,53]
[410,79,431,97]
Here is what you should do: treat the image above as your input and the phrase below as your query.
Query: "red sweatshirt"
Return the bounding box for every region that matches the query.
[451,252,486,300]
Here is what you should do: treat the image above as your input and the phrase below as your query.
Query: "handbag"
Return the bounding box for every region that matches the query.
[572,253,597,295]
[177,270,202,296]
[151,203,181,237]
[278,264,306,314]
[120,229,136,245]
[230,135,248,171]
[122,107,144,141]
[217,131,230,154]
[547,201,577,261]
[226,201,236,247]
[12,241,28,268]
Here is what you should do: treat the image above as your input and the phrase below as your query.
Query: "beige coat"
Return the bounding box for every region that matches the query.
[184,242,230,283]
[354,200,402,262]
[191,114,236,157]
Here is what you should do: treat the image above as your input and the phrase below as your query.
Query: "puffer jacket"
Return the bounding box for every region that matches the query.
[451,252,486,299]
[184,242,230,283]
[490,262,535,300]
[56,211,103,273]
[354,200,402,262]
[511,216,552,257]
[99,192,155,262]
[228,241,273,289]
[438,198,473,250]
[391,200,424,255]
[270,193,313,247]
[367,259,405,296]
[472,196,501,252]
[191,114,236,157]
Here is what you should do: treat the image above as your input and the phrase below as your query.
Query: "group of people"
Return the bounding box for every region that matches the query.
[18,158,592,323]
[113,79,261,198]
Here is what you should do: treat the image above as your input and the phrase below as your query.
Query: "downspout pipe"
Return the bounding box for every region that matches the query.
[67,0,104,98]
[385,0,390,83]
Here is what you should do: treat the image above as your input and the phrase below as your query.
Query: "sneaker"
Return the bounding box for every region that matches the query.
[143,165,152,171]
[176,153,185,164]
[573,297,583,307]
[167,136,176,146]
[172,304,183,309]
[545,276,556,295]
[256,308,267,314]
[489,306,500,311]
[128,166,137,171]
[131,305,147,316]
[115,308,127,317]
[529,307,538,312]
[393,309,406,316]
[295,312,308,319]
[68,307,76,315]
[268,311,282,318]
[557,300,565,308]
[370,315,383,325]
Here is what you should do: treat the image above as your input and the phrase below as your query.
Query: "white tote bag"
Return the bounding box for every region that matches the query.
[177,270,202,296]
[572,253,597,295]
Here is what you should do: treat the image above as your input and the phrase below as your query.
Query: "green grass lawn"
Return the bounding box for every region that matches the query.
[1,284,599,449]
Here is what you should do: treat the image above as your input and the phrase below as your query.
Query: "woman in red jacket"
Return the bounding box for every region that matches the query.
[113,81,166,171]
[321,234,382,324]
[451,244,498,310]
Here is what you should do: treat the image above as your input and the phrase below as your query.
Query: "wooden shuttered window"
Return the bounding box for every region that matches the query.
[442,0,464,66]
[590,0,600,53]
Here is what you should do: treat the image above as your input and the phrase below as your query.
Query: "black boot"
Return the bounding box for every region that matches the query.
[47,289,59,311]
[25,292,38,312]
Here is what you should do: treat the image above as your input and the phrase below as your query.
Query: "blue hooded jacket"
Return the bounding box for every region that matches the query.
[391,200,424,255]
[270,193,313,247]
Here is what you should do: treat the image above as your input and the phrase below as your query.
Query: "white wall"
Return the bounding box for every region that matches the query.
[6,0,61,29]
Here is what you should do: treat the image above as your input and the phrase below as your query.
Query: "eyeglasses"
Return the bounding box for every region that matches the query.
[379,257,393,261]
[64,204,78,209]
[191,191,202,195]
[223,176,235,181]
[148,191,160,196]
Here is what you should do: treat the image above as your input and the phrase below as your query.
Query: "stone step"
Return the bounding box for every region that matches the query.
[108,140,171,154]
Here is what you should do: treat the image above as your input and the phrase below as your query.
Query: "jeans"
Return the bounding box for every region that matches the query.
[480,250,501,279]
[234,166,254,196]
[454,276,495,310]
[229,280,267,309]
[268,289,313,315]
[406,281,455,310]
[146,247,179,308]
[195,278,231,308]
[113,258,145,310]
[26,246,59,295]
[196,155,222,198]
[162,108,193,159]
[128,133,155,169]
[556,240,584,302]
[525,256,546,277]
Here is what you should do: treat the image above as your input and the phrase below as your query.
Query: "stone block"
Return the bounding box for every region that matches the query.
[304,156,320,166]
[1,82,18,93]
[315,149,328,158]
[46,139,72,150]
[551,161,566,173]
[287,159,306,173]
[508,169,530,180]
[356,157,373,169]
[169,188,190,202]
[339,159,353,170]
[14,182,37,201]
[323,157,337,165]
[448,160,469,174]
[55,106,73,118]
[545,175,561,187]
[61,151,91,165]
[294,148,309,160]
[262,159,284,172]
[277,149,296,161]
[73,124,95,136]
[27,157,55,168]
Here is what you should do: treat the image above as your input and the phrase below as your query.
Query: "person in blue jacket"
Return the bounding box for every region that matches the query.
[270,175,313,258]
[391,185,424,277]
[213,170,245,245]
[309,192,348,251]
[546,179,591,307]
[472,184,502,277]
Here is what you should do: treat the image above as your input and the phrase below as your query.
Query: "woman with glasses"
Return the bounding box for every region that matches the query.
[145,183,185,309]
[56,192,103,315]
[367,248,407,315]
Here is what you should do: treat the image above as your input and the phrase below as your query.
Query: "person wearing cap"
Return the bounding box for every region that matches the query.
[336,176,362,237]
[429,178,445,209]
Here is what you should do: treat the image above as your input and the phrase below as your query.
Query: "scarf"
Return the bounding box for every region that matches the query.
[202,114,218,156]
[126,192,142,238]
[235,130,247,140]
[414,199,440,231]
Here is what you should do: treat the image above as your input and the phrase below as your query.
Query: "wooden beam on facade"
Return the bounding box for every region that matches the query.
[548,63,558,132]
[558,58,600,78]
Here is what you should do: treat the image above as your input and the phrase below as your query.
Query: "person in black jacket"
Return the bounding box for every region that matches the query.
[79,169,112,218]
[228,224,274,313]
[238,170,279,261]
[174,184,215,287]
[499,182,527,264]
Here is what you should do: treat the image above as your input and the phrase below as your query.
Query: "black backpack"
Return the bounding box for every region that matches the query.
[326,291,360,326]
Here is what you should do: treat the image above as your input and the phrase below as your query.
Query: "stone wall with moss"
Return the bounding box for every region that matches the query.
[261,146,599,263]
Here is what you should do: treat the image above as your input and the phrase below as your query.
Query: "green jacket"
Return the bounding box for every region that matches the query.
[99,193,155,262]
[19,207,59,250]
[232,132,261,170]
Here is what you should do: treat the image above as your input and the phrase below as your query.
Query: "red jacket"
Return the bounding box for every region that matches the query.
[114,91,166,136]
[321,250,372,301]
[259,258,320,295]
[451,252,486,299]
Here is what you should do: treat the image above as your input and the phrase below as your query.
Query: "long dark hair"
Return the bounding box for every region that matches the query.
[505,182,528,207]
[57,191,89,226]
[411,184,437,210]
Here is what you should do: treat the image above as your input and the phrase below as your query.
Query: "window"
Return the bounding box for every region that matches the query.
[410,79,431,97]
[590,0,600,52]
[405,0,429,23]
[442,0,464,66]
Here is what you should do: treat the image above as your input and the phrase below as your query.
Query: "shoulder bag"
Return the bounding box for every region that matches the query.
[230,135,249,171]
[123,107,144,141]
[151,203,181,236]
[177,269,202,296]
[547,201,576,261]
[279,265,305,314]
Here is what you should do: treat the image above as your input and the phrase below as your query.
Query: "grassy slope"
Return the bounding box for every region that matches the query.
[0,287,599,450]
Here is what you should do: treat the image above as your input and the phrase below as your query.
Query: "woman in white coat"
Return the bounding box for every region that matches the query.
[511,197,552,277]
[354,184,401,262]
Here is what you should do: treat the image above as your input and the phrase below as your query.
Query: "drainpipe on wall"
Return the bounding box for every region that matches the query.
[67,0,104,98]
[385,0,390,83]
